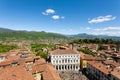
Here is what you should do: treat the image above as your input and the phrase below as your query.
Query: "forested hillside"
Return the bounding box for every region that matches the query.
[0,28,68,41]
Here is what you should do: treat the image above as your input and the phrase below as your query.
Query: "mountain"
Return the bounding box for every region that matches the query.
[0,28,68,41]
[0,28,120,41]
[67,33,120,40]
[0,28,14,32]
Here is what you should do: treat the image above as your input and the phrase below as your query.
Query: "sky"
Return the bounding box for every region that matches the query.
[0,0,120,36]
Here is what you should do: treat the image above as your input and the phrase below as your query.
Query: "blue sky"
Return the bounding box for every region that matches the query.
[0,0,120,36]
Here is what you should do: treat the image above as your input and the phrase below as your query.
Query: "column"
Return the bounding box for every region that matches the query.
[75,65,76,70]
[64,65,65,71]
[58,65,59,71]
[61,65,62,71]
[70,65,71,70]
[66,65,68,70]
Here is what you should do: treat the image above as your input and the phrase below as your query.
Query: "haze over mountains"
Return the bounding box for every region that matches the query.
[0,28,120,40]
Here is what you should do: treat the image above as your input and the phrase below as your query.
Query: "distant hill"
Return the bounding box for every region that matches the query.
[0,28,14,32]
[0,28,68,41]
[0,28,120,41]
[67,33,120,40]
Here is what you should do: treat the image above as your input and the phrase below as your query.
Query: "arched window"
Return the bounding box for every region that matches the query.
[74,59,75,62]
[59,60,61,63]
[68,59,70,63]
[62,59,64,63]
[56,65,58,70]
[65,59,67,63]
[56,60,58,63]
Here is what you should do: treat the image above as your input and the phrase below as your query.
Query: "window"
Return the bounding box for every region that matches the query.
[53,60,55,63]
[62,60,64,63]
[74,60,75,62]
[65,59,67,63]
[68,59,70,63]
[59,60,61,63]
[56,60,58,63]
[76,60,78,62]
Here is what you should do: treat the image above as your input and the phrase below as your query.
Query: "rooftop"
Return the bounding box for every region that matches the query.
[111,68,120,79]
[51,48,78,55]
[88,61,112,75]
[43,63,61,80]
[0,66,34,80]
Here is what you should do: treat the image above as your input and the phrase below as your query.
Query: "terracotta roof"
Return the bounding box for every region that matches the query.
[7,55,20,61]
[43,63,61,80]
[32,63,61,80]
[80,52,105,61]
[88,61,112,75]
[34,58,46,65]
[0,53,7,57]
[80,52,94,60]
[111,68,120,79]
[51,49,78,54]
[32,56,40,60]
[0,66,34,80]
[25,58,34,63]
[0,49,61,80]
[0,61,11,67]
[103,61,120,67]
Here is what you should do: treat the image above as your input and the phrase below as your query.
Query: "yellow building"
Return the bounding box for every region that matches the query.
[34,73,42,80]
[80,52,95,69]
[80,58,87,69]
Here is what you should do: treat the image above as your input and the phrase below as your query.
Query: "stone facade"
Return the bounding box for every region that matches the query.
[50,49,80,71]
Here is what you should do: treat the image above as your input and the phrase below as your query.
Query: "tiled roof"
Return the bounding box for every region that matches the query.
[103,61,120,67]
[111,68,120,79]
[51,49,78,54]
[88,61,112,75]
[43,63,61,80]
[0,49,61,80]
[80,52,105,61]
[0,61,11,67]
[32,64,46,74]
[0,66,34,80]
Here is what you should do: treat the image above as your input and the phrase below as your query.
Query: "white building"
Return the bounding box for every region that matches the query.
[50,47,80,71]
[0,55,6,62]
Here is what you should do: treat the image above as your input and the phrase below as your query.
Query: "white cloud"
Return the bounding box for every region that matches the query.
[42,8,65,20]
[92,27,120,36]
[52,15,60,20]
[42,9,55,15]
[52,15,65,20]
[88,15,116,24]
[94,27,120,31]
[103,27,120,31]
[92,31,120,36]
